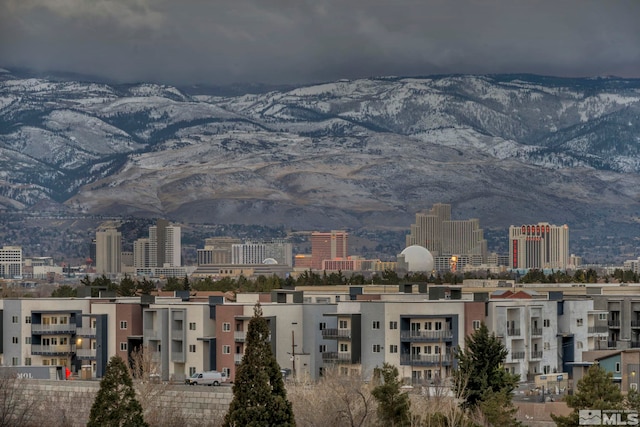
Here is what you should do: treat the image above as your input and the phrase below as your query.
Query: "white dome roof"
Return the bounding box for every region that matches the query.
[262,258,278,265]
[400,245,434,272]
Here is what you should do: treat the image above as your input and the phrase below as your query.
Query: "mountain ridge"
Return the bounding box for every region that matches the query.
[1,69,640,260]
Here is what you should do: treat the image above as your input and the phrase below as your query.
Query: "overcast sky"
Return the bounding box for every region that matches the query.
[1,0,639,86]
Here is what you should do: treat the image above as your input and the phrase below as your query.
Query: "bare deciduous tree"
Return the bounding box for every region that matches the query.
[0,374,38,427]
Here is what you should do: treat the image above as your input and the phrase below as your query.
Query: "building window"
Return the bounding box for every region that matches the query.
[544,342,550,350]
[25,358,31,366]
[340,367,349,375]
[339,320,348,329]
[189,322,196,330]
[189,367,196,376]
[543,319,550,327]
[60,317,68,325]
[11,316,18,324]
[60,337,68,345]
[25,337,31,344]
[43,360,50,366]
[319,345,326,353]
[372,344,381,353]
[615,362,621,373]
[425,321,432,330]
[577,341,583,349]
[340,343,349,352]
[11,358,18,366]
[389,321,398,330]
[372,321,380,330]
[434,345,441,354]
[576,318,583,327]
[189,345,196,353]
[222,367,231,377]
[390,345,398,353]
[223,323,231,332]
[25,316,31,324]
[12,337,18,344]
[435,322,443,331]
[120,321,128,330]
[223,345,231,354]
[425,346,432,354]
[319,322,326,331]
[472,320,481,330]
[120,342,128,351]
[599,313,608,321]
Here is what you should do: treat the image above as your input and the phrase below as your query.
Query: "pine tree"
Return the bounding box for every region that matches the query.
[552,363,624,426]
[88,355,148,427]
[452,323,519,422]
[223,303,295,427]
[371,363,411,427]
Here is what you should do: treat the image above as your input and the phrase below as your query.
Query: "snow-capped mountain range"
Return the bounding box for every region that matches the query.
[1,68,640,241]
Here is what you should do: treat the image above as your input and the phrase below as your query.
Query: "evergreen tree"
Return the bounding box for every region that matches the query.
[452,323,519,418]
[137,278,156,295]
[88,355,148,427]
[552,364,624,426]
[371,363,411,427]
[223,303,295,427]
[118,274,137,297]
[51,284,77,297]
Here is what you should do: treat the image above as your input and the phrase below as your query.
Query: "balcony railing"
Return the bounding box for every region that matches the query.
[76,348,97,359]
[530,351,543,359]
[507,328,521,336]
[321,329,352,340]
[76,327,97,337]
[631,321,640,328]
[608,341,617,348]
[531,328,543,336]
[31,344,73,355]
[234,331,246,342]
[321,352,353,364]
[171,352,185,363]
[400,330,453,341]
[631,342,640,349]
[588,326,609,334]
[511,351,525,360]
[400,354,452,366]
[171,329,185,340]
[608,320,621,328]
[144,329,160,339]
[234,354,244,365]
[31,324,76,334]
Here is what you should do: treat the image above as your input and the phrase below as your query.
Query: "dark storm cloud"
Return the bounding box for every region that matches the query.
[1,0,639,86]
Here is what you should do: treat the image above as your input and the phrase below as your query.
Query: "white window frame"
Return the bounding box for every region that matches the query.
[120,342,128,351]
[223,345,231,354]
[372,321,380,330]
[372,344,381,353]
[223,323,231,332]
[120,321,128,330]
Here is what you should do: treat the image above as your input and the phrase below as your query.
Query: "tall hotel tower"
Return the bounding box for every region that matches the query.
[509,223,569,270]
[406,204,487,267]
[95,227,122,275]
[149,219,181,267]
[311,230,348,270]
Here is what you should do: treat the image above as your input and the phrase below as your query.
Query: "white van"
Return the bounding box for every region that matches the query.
[185,371,227,386]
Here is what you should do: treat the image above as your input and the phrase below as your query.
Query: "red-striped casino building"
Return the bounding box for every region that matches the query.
[509,223,569,270]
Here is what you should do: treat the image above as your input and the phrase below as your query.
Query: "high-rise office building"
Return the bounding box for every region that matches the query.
[133,238,151,268]
[311,231,348,270]
[95,228,122,275]
[149,220,181,267]
[0,245,22,278]
[406,203,487,268]
[509,223,569,270]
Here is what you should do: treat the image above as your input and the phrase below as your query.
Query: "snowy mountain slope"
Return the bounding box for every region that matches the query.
[1,69,640,239]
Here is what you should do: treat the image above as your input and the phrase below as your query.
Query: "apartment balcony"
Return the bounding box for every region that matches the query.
[400,354,452,366]
[144,329,160,340]
[531,328,543,336]
[321,352,353,364]
[631,342,640,349]
[76,348,97,359]
[631,321,640,329]
[151,352,161,363]
[511,351,526,360]
[31,324,77,335]
[31,344,74,355]
[530,351,543,360]
[234,331,269,342]
[608,341,617,349]
[588,326,609,334]
[234,354,244,365]
[76,327,97,337]
[171,329,185,341]
[608,320,621,328]
[321,329,352,340]
[507,328,521,336]
[399,330,453,342]
[171,352,185,363]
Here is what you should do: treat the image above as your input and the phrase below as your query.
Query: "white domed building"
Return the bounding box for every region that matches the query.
[398,245,434,272]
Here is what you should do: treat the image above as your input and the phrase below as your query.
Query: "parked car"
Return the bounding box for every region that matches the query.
[185,371,227,386]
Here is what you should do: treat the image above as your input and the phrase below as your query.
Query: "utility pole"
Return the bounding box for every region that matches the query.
[291,330,296,380]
